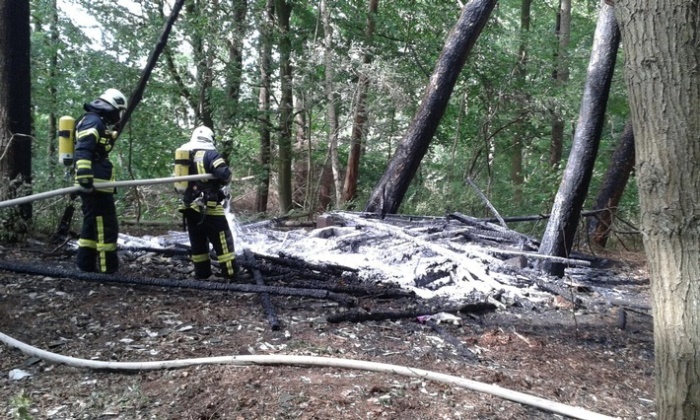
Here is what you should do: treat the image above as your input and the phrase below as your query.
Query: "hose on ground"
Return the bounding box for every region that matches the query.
[0,331,618,420]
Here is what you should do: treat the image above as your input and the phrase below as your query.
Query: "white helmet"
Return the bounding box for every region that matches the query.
[99,88,128,111]
[189,125,215,148]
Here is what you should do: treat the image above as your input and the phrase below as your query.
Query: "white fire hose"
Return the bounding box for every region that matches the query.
[0,174,215,209]
[0,331,618,420]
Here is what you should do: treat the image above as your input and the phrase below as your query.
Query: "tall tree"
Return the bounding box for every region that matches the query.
[511,0,532,205]
[364,0,497,215]
[186,0,214,129]
[615,1,700,417]
[587,119,635,247]
[225,0,248,118]
[321,0,342,205]
[0,0,32,231]
[255,0,274,214]
[275,0,294,212]
[537,3,619,276]
[550,0,571,167]
[342,0,379,204]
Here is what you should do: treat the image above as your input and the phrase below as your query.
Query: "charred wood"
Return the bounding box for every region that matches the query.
[243,250,281,331]
[237,258,332,282]
[0,261,357,307]
[424,320,479,362]
[465,177,508,229]
[533,277,583,308]
[272,278,415,299]
[276,251,359,274]
[448,212,538,247]
[327,301,496,324]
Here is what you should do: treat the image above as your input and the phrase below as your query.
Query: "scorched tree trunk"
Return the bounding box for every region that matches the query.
[364,0,497,215]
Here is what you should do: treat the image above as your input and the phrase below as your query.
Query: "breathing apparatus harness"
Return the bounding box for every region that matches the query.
[175,148,226,227]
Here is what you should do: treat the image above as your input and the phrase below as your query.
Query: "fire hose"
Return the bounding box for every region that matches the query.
[0,331,618,420]
[0,174,215,209]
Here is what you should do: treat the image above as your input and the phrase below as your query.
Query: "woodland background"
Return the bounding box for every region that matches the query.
[20,0,635,244]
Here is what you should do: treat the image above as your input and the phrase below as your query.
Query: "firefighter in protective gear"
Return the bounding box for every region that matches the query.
[74,88,128,274]
[177,126,237,279]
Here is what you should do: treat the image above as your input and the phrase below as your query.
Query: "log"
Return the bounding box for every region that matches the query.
[243,250,281,331]
[0,260,357,307]
[327,301,496,324]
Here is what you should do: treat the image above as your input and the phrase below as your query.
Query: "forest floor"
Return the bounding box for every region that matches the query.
[0,224,655,420]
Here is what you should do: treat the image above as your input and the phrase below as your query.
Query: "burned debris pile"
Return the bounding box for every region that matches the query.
[2,210,647,333]
[140,210,645,329]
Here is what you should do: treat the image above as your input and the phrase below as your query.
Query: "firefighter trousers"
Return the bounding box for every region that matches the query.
[76,192,119,273]
[183,208,236,279]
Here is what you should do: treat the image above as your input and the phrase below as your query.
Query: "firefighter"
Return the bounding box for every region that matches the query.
[176,126,237,279]
[74,88,127,274]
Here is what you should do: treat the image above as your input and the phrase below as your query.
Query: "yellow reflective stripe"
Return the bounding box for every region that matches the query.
[197,159,205,175]
[218,252,234,263]
[97,243,117,252]
[97,216,107,272]
[212,158,225,168]
[218,232,234,274]
[76,160,92,169]
[218,232,234,262]
[192,253,210,263]
[219,231,229,254]
[207,208,226,216]
[78,238,97,249]
[75,174,93,180]
[77,127,99,140]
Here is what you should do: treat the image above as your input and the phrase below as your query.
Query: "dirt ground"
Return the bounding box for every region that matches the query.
[0,229,655,420]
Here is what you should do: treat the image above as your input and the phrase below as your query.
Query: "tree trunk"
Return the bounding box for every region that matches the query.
[321,0,342,206]
[549,0,571,167]
[587,119,634,247]
[255,0,274,214]
[511,0,532,205]
[616,1,700,417]
[221,0,248,159]
[293,95,309,208]
[0,0,32,229]
[275,0,294,213]
[186,1,214,129]
[537,3,619,276]
[364,0,497,215]
[226,0,248,116]
[342,0,378,204]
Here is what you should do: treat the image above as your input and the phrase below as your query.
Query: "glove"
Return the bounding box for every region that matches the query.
[78,178,94,194]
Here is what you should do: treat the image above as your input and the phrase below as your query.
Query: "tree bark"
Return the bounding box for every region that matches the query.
[255,0,274,214]
[615,1,700,417]
[364,0,497,215]
[537,3,619,276]
[587,119,634,247]
[549,0,571,167]
[321,0,342,205]
[342,0,378,204]
[275,0,294,212]
[118,0,186,137]
[226,0,248,117]
[511,0,532,205]
[0,0,32,227]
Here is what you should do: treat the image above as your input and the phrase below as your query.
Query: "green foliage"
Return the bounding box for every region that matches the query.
[9,390,32,420]
[22,0,635,230]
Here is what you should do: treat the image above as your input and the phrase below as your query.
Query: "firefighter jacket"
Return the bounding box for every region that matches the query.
[179,148,232,216]
[74,112,116,193]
